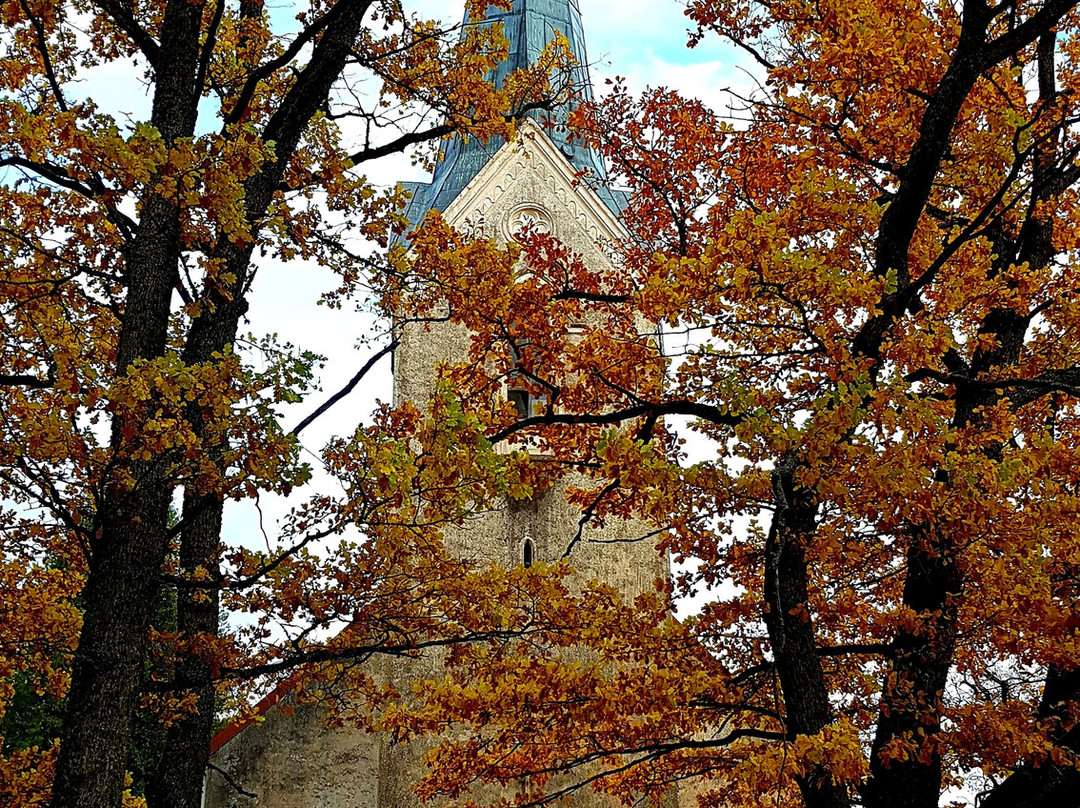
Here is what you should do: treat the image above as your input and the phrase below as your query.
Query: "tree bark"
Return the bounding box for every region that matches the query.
[863,523,961,808]
[50,477,177,808]
[143,484,224,808]
[855,9,1076,806]
[863,241,1029,808]
[979,42,1079,802]
[49,2,205,806]
[763,465,850,808]
[864,25,1061,804]
[145,245,253,808]
[146,4,377,806]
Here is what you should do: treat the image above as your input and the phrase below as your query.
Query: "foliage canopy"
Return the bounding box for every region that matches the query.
[0,0,573,806]
[380,2,1080,807]
[9,1,1080,808]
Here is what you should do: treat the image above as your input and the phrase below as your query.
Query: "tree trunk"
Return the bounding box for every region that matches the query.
[147,3,376,803]
[763,466,850,808]
[50,479,176,808]
[146,258,250,808]
[144,485,224,808]
[862,23,1064,808]
[49,2,205,805]
[863,524,960,808]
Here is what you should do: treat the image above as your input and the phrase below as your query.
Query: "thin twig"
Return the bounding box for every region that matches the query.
[207,762,257,799]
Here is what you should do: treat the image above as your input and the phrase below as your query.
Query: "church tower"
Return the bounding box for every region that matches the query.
[391,0,665,598]
[206,2,671,805]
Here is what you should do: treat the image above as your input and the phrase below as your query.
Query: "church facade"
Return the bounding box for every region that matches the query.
[205,2,678,805]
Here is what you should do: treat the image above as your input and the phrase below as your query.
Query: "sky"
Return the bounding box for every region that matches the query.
[74,0,748,582]
[222,0,748,570]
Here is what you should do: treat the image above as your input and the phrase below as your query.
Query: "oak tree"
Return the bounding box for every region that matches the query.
[0,0,574,806]
[381,1,1080,806]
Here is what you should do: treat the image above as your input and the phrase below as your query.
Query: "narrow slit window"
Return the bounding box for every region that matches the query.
[523,538,534,569]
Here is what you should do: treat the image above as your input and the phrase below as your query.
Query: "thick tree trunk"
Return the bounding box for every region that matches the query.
[865,131,1046,808]
[147,4,376,804]
[50,479,176,808]
[763,467,850,808]
[976,54,1076,796]
[49,186,188,804]
[863,525,961,808]
[49,2,205,806]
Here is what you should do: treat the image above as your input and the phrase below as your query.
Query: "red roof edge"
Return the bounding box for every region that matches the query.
[210,676,297,755]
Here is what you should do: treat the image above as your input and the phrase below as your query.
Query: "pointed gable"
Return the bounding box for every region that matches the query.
[401,0,626,233]
[440,117,626,249]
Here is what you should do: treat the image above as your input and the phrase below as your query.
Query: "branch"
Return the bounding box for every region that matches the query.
[0,155,138,238]
[551,289,629,304]
[163,523,344,591]
[727,643,893,688]
[488,399,742,445]
[290,340,397,437]
[218,626,532,680]
[904,366,1080,404]
[852,1,1079,361]
[0,363,56,389]
[87,0,160,65]
[893,127,1038,318]
[0,155,99,198]
[20,0,68,112]
[222,0,359,130]
[207,762,257,799]
[340,99,561,170]
[345,122,452,166]
[818,642,893,658]
[508,729,787,808]
[195,0,226,100]
[978,663,1080,808]
[982,0,1079,68]
[562,478,619,559]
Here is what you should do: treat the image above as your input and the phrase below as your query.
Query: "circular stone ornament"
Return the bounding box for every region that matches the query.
[505,204,552,241]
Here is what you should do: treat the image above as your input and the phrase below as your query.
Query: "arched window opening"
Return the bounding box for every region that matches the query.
[523,538,534,569]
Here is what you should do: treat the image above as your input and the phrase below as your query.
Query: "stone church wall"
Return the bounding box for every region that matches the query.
[205,700,381,808]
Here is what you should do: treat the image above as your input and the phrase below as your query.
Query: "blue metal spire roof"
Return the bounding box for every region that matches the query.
[399,0,625,231]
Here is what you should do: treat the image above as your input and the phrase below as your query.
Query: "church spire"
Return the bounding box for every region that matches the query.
[401,0,621,229]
